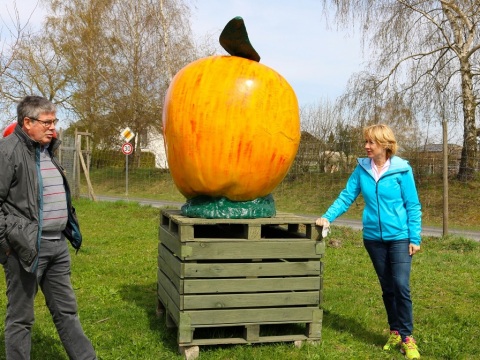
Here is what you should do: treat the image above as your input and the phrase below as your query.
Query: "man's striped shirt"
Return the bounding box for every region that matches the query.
[40,147,68,239]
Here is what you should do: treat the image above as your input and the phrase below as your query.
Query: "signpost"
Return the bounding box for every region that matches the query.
[120,127,135,196]
[122,142,134,156]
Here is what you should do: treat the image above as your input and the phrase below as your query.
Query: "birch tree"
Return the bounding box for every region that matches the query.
[323,0,480,181]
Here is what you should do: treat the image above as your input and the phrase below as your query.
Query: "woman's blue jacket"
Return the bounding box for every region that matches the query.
[322,156,422,245]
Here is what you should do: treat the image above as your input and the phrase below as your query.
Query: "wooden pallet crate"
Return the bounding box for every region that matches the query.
[157,209,325,356]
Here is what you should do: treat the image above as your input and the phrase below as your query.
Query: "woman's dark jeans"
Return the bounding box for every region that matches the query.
[364,239,413,339]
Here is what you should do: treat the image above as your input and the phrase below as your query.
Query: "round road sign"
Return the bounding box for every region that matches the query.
[122,142,134,155]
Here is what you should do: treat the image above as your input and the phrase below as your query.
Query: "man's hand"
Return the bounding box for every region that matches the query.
[409,244,420,256]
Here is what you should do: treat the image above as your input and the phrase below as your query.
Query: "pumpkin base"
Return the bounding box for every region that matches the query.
[181,194,276,219]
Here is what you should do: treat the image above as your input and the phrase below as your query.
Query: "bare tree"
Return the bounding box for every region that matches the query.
[1,0,212,148]
[323,0,480,181]
[1,33,71,104]
[39,0,201,164]
[100,0,196,166]
[299,100,347,172]
[46,0,113,132]
[0,2,35,123]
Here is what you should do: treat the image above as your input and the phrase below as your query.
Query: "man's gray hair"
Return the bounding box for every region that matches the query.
[17,96,56,126]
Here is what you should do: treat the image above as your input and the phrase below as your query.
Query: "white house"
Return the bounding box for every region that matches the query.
[140,127,169,169]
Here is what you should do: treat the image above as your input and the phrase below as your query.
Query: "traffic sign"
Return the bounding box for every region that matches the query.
[122,142,134,155]
[121,127,135,142]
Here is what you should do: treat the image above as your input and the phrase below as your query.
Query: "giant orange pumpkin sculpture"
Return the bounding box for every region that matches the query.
[163,17,300,218]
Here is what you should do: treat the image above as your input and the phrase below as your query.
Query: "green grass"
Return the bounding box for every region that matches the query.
[83,169,480,230]
[1,199,478,359]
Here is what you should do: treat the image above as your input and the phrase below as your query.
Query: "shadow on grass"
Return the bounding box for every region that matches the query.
[118,282,179,352]
[323,309,385,346]
[0,331,68,359]
[119,282,327,354]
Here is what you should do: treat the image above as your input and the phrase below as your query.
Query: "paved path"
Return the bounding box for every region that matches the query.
[90,195,480,242]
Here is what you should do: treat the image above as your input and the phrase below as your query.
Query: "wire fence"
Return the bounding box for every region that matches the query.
[57,132,479,230]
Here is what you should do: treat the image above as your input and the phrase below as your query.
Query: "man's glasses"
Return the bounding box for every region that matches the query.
[27,117,59,128]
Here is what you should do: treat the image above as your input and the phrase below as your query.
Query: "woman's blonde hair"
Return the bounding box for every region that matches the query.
[363,124,398,158]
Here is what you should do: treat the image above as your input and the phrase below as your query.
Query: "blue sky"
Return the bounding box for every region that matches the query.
[1,0,364,107]
[190,0,364,106]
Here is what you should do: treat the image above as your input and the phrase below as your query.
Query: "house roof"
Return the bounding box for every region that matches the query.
[300,131,321,142]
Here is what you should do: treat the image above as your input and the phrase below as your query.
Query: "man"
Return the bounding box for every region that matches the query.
[0,96,96,360]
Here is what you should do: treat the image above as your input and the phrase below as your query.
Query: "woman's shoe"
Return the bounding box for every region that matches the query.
[401,336,420,359]
[383,330,401,351]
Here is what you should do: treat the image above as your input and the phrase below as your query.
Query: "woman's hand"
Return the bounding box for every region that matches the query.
[315,218,330,228]
[409,244,420,256]
[316,218,331,238]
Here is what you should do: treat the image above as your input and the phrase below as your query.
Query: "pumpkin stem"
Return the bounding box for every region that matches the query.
[219,16,260,62]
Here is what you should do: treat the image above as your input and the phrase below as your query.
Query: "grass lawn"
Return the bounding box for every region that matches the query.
[85,169,480,231]
[0,199,479,359]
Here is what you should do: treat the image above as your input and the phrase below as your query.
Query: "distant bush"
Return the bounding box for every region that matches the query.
[91,149,155,169]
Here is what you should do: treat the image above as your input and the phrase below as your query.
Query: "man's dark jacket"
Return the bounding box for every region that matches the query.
[0,125,82,272]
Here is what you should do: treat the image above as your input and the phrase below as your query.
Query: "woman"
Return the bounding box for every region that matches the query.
[316,124,421,359]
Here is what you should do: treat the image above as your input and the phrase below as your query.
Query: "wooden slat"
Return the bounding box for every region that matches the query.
[245,224,261,240]
[181,240,322,260]
[178,224,194,241]
[244,324,260,342]
[158,209,325,348]
[158,244,182,277]
[316,241,326,255]
[160,209,321,241]
[158,269,183,309]
[306,308,324,338]
[183,260,321,278]
[182,334,312,346]
[178,313,194,344]
[163,209,313,224]
[186,306,320,326]
[183,277,320,294]
[158,250,182,291]
[157,279,181,325]
[162,224,320,243]
[161,224,323,260]
[183,291,320,309]
[159,226,182,256]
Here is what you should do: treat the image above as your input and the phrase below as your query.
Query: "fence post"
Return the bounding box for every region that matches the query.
[442,120,448,236]
[72,129,80,198]
[58,128,63,164]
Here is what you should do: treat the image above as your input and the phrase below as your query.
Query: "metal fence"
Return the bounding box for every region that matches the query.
[57,132,479,232]
[57,133,77,195]
[57,134,478,197]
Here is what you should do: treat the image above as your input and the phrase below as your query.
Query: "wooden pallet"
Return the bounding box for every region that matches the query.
[157,209,325,358]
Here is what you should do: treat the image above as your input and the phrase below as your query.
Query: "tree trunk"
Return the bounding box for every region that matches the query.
[457,59,477,181]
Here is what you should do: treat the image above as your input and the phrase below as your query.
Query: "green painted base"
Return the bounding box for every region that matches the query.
[181,194,276,219]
